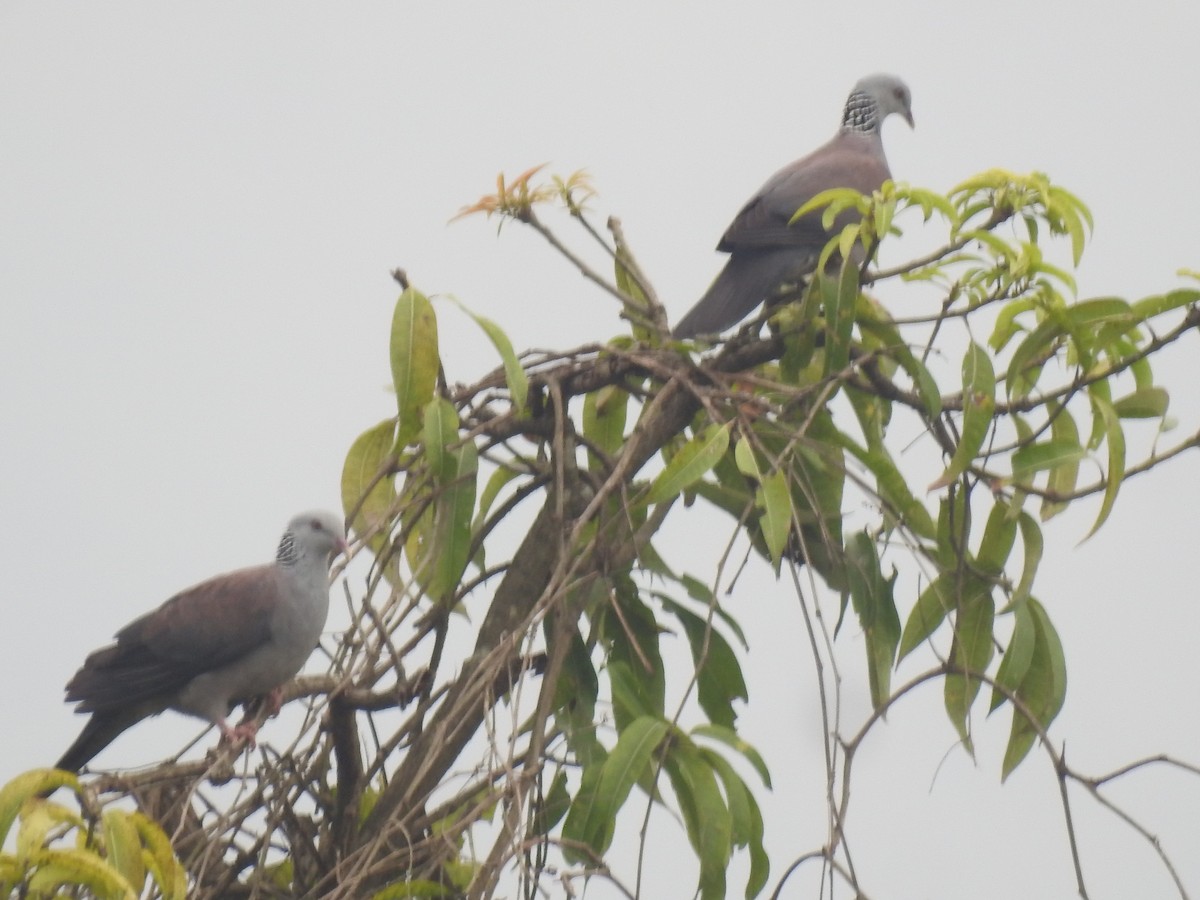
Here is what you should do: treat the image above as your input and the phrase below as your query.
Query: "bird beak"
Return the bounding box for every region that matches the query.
[904,109,915,129]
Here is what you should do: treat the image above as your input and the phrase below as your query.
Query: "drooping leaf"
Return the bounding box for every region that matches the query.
[0,770,77,847]
[842,439,936,539]
[23,849,138,899]
[1084,391,1125,539]
[845,531,900,708]
[416,410,478,602]
[131,811,188,900]
[756,469,793,568]
[1001,599,1067,779]
[692,725,772,789]
[944,585,995,752]
[1041,402,1081,520]
[662,600,748,729]
[898,574,953,660]
[990,601,1036,712]
[340,418,397,553]
[1009,511,1043,611]
[662,735,733,900]
[101,810,145,895]
[561,716,669,860]
[822,259,860,379]
[602,576,666,726]
[930,343,995,491]
[450,300,528,413]
[700,748,770,899]
[583,384,630,471]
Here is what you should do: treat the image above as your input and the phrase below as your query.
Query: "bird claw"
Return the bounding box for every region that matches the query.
[218,721,259,749]
[262,686,284,719]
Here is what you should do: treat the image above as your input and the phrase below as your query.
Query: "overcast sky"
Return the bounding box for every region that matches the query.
[3,3,1199,898]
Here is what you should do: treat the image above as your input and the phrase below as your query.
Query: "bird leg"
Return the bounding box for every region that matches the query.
[260,685,285,718]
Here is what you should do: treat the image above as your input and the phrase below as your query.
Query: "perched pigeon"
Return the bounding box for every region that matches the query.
[674,73,914,339]
[56,510,347,773]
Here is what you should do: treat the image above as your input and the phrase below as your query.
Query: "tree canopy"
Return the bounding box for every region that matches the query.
[6,167,1199,899]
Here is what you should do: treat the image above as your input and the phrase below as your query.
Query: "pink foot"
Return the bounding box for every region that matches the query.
[218,719,260,748]
[261,686,285,719]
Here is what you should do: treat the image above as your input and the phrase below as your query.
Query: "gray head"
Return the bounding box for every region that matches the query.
[276,510,348,566]
[842,74,914,133]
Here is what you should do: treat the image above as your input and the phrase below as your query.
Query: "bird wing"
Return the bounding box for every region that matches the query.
[65,565,281,715]
[717,135,891,253]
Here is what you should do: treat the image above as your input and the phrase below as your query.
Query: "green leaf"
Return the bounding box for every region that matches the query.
[417,430,478,602]
[1002,599,1067,779]
[535,769,572,836]
[561,716,669,859]
[644,423,732,506]
[856,312,942,418]
[608,660,655,724]
[1130,287,1200,319]
[845,532,900,709]
[734,436,761,479]
[1010,512,1043,610]
[341,418,397,550]
[700,748,770,899]
[898,574,954,661]
[131,811,188,900]
[474,465,520,529]
[422,398,459,482]
[944,586,995,751]
[1006,318,1061,400]
[602,578,666,725]
[1041,403,1081,520]
[822,259,859,379]
[391,287,440,447]
[583,384,629,470]
[975,500,1018,575]
[449,300,528,412]
[102,810,145,895]
[663,601,748,729]
[558,635,604,767]
[989,297,1036,352]
[1011,438,1086,483]
[756,469,792,567]
[930,343,995,491]
[792,186,864,223]
[24,848,137,899]
[1064,296,1132,327]
[843,440,936,539]
[1084,391,1125,539]
[990,601,1036,712]
[691,725,772,788]
[1112,386,1169,419]
[0,770,76,847]
[662,736,732,900]
[928,394,993,491]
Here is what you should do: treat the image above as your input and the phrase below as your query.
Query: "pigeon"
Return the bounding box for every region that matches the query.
[674,73,914,339]
[56,510,347,773]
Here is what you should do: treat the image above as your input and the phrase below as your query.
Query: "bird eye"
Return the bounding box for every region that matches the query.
[310,519,323,531]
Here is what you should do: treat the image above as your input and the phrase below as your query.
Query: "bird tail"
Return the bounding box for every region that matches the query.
[56,709,144,773]
[673,250,805,339]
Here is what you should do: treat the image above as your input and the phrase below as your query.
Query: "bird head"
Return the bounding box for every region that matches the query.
[848,73,914,130]
[283,510,348,564]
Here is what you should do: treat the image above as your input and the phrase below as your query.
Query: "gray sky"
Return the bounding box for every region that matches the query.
[3,3,1199,897]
